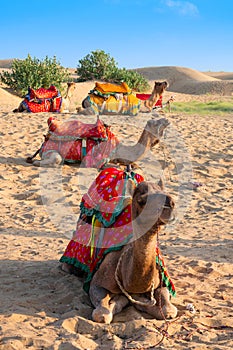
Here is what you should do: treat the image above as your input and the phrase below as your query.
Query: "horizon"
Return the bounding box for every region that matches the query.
[1,0,233,72]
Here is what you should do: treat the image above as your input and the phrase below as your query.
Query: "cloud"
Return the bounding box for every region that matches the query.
[163,0,199,16]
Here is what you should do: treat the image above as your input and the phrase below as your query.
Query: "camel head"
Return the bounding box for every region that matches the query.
[67,82,76,93]
[64,82,76,99]
[152,81,168,95]
[144,118,169,148]
[132,181,175,232]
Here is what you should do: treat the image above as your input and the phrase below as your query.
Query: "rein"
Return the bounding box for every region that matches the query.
[114,245,156,306]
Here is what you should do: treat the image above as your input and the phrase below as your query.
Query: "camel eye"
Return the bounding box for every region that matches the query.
[137,194,147,206]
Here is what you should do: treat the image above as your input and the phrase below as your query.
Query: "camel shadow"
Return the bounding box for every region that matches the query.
[0,258,90,317]
[0,155,31,166]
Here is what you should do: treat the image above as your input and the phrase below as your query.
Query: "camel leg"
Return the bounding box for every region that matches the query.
[133,287,177,320]
[144,100,152,112]
[89,284,129,324]
[32,152,63,167]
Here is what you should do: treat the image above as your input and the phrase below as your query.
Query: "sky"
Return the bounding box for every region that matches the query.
[0,0,232,72]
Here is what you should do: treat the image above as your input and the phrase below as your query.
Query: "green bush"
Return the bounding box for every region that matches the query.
[107,67,150,92]
[76,50,118,81]
[76,50,150,92]
[0,54,71,96]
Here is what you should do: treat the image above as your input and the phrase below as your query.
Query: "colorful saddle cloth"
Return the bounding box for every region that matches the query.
[60,167,176,296]
[84,82,141,116]
[40,117,119,167]
[21,85,62,112]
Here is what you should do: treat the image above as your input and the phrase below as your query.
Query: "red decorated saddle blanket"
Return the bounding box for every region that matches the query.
[60,167,144,292]
[40,117,119,167]
[21,85,62,112]
[60,167,176,296]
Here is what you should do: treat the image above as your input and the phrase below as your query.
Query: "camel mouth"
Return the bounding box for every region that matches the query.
[158,195,175,224]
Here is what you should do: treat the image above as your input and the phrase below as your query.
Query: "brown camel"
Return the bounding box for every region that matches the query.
[60,82,76,113]
[89,180,177,323]
[144,81,168,112]
[30,117,169,167]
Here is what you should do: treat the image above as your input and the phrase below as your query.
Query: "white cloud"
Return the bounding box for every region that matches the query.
[163,0,199,16]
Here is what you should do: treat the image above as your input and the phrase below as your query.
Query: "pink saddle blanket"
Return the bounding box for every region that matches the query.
[40,117,119,167]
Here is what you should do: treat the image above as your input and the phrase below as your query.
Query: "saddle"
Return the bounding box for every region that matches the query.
[20,85,62,112]
[83,82,141,116]
[28,117,119,167]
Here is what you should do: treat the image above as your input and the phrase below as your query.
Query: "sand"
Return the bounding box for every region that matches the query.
[0,69,233,349]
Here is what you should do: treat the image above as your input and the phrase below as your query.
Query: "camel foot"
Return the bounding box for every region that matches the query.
[134,287,177,320]
[92,307,113,324]
[60,263,87,278]
[61,262,72,274]
[31,153,63,167]
[154,287,178,320]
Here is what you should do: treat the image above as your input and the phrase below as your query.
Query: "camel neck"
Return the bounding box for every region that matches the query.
[110,130,156,165]
[131,225,160,267]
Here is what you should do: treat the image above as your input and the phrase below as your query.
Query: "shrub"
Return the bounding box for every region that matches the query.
[0,54,71,96]
[76,50,118,81]
[107,67,150,92]
[76,49,150,92]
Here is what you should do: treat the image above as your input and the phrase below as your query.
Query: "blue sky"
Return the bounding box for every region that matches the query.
[1,0,232,71]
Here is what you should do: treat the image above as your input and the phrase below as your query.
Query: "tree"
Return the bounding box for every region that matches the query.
[0,54,71,96]
[76,49,150,92]
[76,50,118,81]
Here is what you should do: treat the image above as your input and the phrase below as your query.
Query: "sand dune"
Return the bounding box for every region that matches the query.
[134,66,233,95]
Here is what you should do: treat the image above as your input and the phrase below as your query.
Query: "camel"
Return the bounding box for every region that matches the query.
[27,117,169,167]
[59,82,76,113]
[144,81,168,112]
[88,180,177,323]
[13,82,75,113]
[79,81,169,115]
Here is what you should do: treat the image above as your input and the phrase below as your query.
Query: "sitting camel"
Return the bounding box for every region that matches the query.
[13,82,75,113]
[144,81,168,112]
[89,180,177,323]
[27,117,169,167]
[60,175,177,324]
[79,81,169,115]
[60,82,76,113]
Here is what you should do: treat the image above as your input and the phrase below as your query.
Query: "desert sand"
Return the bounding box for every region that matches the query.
[0,67,233,349]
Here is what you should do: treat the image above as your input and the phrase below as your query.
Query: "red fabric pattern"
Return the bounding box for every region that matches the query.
[22,85,62,112]
[81,167,144,225]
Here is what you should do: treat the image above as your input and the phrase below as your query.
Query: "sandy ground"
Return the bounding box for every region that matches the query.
[0,77,233,349]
